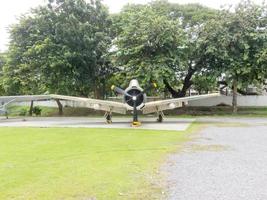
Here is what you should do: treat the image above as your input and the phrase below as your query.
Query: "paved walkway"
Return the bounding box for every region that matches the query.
[162,117,267,200]
[0,117,194,131]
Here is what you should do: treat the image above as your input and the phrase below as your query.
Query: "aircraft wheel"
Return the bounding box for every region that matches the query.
[5,111,8,119]
[106,114,112,124]
[157,114,163,123]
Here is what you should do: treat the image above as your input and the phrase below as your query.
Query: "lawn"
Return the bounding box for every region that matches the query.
[0,127,192,200]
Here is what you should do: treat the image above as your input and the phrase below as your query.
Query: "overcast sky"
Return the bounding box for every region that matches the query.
[0,0,264,51]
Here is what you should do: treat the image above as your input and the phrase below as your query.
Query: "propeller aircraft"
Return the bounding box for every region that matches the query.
[0,79,219,126]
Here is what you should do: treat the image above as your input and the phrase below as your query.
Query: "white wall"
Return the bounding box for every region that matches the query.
[188,96,267,107]
[15,100,66,108]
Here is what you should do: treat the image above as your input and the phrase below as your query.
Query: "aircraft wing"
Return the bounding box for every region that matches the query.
[50,95,127,114]
[142,93,220,114]
[0,95,127,114]
[0,95,52,102]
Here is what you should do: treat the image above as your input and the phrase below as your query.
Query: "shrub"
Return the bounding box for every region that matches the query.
[19,108,28,116]
[33,106,42,116]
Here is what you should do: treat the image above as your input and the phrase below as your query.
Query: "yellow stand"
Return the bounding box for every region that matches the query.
[132,121,141,127]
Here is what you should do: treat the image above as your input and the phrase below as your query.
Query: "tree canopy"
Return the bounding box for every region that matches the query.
[2,0,112,97]
[112,1,218,95]
[0,53,6,95]
[201,0,267,111]
[112,2,186,91]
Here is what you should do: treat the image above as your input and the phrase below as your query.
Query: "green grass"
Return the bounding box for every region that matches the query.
[7,105,57,117]
[0,126,194,200]
[168,106,267,117]
[7,105,105,117]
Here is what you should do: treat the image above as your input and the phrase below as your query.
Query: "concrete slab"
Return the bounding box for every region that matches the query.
[0,117,195,131]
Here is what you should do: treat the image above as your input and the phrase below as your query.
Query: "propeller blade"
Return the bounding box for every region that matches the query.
[111,85,132,97]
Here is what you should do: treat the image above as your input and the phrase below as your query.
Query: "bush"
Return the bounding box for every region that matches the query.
[32,106,42,116]
[19,108,28,116]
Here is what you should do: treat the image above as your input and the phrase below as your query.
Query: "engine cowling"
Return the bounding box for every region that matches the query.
[124,88,144,107]
[124,79,145,108]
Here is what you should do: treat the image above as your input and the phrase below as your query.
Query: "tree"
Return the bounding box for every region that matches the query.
[0,53,7,95]
[113,0,218,96]
[159,3,218,97]
[193,74,217,94]
[202,0,267,112]
[112,3,186,92]
[3,0,113,98]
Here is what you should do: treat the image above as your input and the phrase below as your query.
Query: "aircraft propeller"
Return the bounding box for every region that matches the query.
[111,85,132,97]
[111,85,140,126]
[111,82,157,126]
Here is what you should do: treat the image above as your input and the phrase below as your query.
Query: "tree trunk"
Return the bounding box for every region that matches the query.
[94,85,101,99]
[55,99,63,116]
[102,79,106,99]
[232,79,238,113]
[29,100,34,116]
[164,66,196,98]
[163,79,180,97]
[179,71,194,97]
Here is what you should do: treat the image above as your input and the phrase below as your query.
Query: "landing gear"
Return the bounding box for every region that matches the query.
[157,111,164,123]
[104,112,112,124]
[132,99,141,127]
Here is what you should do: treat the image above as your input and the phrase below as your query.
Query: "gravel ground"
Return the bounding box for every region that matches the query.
[162,117,267,200]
